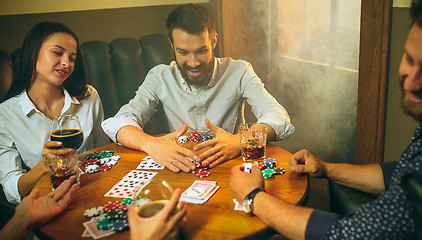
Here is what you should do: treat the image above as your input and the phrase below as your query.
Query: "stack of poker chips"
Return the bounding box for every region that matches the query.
[260,158,286,179]
[83,197,151,232]
[177,131,214,144]
[83,151,122,174]
[191,162,211,178]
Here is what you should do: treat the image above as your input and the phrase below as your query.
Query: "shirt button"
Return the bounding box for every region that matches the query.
[198,93,202,96]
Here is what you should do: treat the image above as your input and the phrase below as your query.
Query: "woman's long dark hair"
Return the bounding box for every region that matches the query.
[4,21,87,101]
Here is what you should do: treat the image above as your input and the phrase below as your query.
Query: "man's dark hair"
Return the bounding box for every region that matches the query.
[5,21,88,101]
[411,0,422,26]
[166,4,216,43]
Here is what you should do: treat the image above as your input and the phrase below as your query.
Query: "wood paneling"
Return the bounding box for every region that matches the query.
[356,1,392,164]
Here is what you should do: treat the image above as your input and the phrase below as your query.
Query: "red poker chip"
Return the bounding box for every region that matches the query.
[100,165,112,171]
[85,159,99,165]
[104,201,122,211]
[196,170,211,178]
[257,162,265,170]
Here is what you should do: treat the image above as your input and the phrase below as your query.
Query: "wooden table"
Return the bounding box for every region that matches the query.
[36,143,308,240]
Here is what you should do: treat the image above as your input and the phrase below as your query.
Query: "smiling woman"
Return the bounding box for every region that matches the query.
[0,22,108,206]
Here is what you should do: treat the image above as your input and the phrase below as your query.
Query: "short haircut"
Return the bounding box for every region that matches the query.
[411,0,422,27]
[166,3,216,43]
[5,21,87,101]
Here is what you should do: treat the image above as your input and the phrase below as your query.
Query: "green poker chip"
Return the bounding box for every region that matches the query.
[98,151,113,158]
[97,218,113,231]
[262,169,276,179]
[121,198,134,205]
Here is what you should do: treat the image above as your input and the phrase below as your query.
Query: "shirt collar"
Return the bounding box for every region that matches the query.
[19,88,80,117]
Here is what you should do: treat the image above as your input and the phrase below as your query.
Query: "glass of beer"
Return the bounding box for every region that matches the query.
[240,123,267,162]
[51,115,84,150]
[134,178,180,218]
[47,115,83,189]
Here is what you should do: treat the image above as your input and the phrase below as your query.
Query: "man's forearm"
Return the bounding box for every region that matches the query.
[253,192,313,240]
[325,163,385,194]
[116,125,155,152]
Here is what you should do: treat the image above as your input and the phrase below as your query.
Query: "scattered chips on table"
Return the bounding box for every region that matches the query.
[83,150,121,174]
[83,197,152,236]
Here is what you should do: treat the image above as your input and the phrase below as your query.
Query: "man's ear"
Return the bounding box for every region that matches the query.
[211,33,218,49]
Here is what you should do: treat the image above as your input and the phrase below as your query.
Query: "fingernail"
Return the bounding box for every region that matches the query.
[190,164,195,170]
[291,166,297,172]
[203,161,208,166]
[57,142,62,145]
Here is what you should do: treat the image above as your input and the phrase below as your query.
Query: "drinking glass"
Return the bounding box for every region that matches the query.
[240,123,267,162]
[46,115,83,189]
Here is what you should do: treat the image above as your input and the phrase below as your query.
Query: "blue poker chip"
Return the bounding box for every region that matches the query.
[111,219,128,232]
[200,133,213,141]
[263,158,277,169]
[84,152,99,160]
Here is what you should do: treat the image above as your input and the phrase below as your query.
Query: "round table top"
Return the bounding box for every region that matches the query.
[36,143,308,240]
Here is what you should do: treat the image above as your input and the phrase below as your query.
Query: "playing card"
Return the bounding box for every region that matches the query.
[123,170,157,181]
[180,185,219,204]
[182,180,216,200]
[113,178,149,189]
[104,186,137,198]
[136,156,165,170]
[242,163,252,173]
[233,198,244,211]
[83,219,114,239]
[82,228,91,237]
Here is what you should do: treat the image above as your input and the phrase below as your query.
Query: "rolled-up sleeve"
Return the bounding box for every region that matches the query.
[305,209,341,240]
[241,64,295,141]
[0,125,24,204]
[101,115,143,143]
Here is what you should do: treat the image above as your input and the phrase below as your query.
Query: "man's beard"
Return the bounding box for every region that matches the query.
[401,76,422,121]
[176,55,214,88]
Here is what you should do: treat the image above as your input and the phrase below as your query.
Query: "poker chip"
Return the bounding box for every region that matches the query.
[274,167,286,175]
[104,201,122,212]
[99,165,112,171]
[243,163,252,173]
[257,162,265,170]
[121,198,134,205]
[106,208,125,220]
[189,131,201,142]
[85,164,99,173]
[262,169,276,179]
[85,159,99,166]
[196,170,211,178]
[133,198,151,209]
[200,133,213,141]
[111,219,129,232]
[84,152,99,160]
[97,218,113,231]
[177,135,189,143]
[105,159,118,166]
[98,151,113,158]
[263,158,277,169]
[83,207,104,218]
[109,155,122,161]
[99,157,110,165]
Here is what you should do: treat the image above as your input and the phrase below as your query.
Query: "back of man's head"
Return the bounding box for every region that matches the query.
[166,4,216,44]
[411,0,422,26]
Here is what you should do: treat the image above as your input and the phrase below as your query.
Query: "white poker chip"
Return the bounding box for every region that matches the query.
[177,135,189,143]
[134,198,151,209]
[105,159,118,166]
[83,206,104,218]
[85,164,99,173]
[110,155,122,161]
[99,157,111,165]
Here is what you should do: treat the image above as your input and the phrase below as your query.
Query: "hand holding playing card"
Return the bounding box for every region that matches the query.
[230,163,265,202]
[142,123,198,173]
[127,189,187,240]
